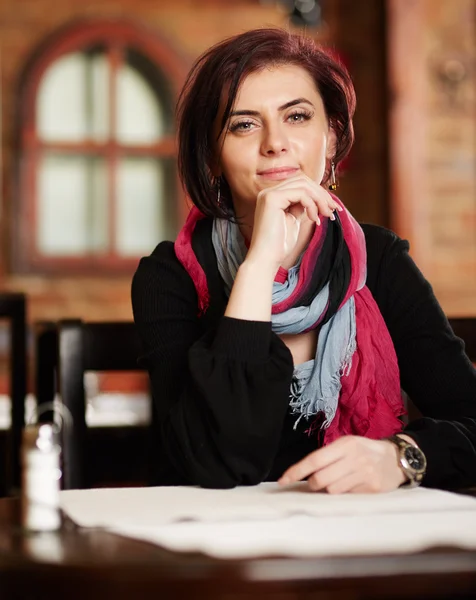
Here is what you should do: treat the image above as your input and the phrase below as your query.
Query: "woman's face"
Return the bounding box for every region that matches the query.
[214,64,336,218]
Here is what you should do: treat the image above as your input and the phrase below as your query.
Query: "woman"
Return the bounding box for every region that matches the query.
[132,28,476,493]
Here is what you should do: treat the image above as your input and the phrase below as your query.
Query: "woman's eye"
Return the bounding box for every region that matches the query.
[287,111,312,123]
[229,121,256,132]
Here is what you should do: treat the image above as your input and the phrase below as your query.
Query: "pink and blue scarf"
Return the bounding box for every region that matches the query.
[175,197,405,444]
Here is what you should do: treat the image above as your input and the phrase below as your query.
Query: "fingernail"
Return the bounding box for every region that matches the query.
[330,213,335,221]
[336,205,344,212]
[316,216,321,226]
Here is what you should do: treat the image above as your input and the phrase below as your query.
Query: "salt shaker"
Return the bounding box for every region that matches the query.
[21,423,62,532]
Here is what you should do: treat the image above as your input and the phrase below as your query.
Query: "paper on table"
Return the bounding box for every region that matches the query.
[59,482,476,529]
[110,510,476,559]
[59,483,476,558]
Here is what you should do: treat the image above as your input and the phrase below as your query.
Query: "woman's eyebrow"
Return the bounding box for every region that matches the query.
[229,98,315,117]
[279,98,314,111]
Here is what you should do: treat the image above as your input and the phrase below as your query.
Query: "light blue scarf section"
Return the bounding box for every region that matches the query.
[211,219,357,429]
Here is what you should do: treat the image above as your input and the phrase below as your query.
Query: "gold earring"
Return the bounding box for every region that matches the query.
[328,161,337,191]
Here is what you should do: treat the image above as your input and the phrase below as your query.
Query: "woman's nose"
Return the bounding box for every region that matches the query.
[260,124,289,155]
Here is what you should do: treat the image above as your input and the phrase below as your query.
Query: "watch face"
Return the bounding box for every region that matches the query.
[404,446,426,472]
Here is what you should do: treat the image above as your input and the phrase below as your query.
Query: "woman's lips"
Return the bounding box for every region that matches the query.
[257,167,299,181]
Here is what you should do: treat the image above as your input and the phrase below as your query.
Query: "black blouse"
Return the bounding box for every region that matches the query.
[131,221,476,490]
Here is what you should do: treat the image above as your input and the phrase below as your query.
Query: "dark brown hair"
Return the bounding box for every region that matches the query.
[177,28,356,220]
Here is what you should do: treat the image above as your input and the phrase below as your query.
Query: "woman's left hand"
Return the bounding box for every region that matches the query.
[278,435,406,493]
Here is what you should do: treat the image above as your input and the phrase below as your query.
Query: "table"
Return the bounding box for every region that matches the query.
[1,497,476,599]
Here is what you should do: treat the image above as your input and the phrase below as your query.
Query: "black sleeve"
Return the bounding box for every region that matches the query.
[131,242,294,488]
[364,225,476,490]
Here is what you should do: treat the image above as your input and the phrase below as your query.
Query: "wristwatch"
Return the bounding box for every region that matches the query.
[386,435,427,488]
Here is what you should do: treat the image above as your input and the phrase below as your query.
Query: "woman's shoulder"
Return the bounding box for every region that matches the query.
[360,223,409,257]
[131,240,197,306]
[360,222,410,266]
[134,240,188,277]
[148,239,178,261]
[359,223,412,294]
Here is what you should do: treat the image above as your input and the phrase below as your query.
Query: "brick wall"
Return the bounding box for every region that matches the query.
[388,0,476,316]
[424,0,476,315]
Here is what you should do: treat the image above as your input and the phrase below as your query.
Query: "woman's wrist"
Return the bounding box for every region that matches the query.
[242,253,280,279]
[389,442,408,487]
[225,260,275,321]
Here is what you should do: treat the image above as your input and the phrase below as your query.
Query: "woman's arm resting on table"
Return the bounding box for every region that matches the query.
[365,226,476,490]
[132,242,293,488]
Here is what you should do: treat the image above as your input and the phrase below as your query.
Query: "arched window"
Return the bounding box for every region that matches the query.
[15,20,187,273]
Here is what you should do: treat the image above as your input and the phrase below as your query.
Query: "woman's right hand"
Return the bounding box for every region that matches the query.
[245,174,341,272]
[225,175,341,322]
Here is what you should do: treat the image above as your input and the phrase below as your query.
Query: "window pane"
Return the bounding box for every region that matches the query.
[116,61,165,144]
[116,158,175,256]
[88,52,110,142]
[37,154,108,255]
[37,51,109,142]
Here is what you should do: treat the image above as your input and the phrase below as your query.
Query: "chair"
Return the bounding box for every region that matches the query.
[55,320,148,490]
[0,293,27,496]
[34,321,58,419]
